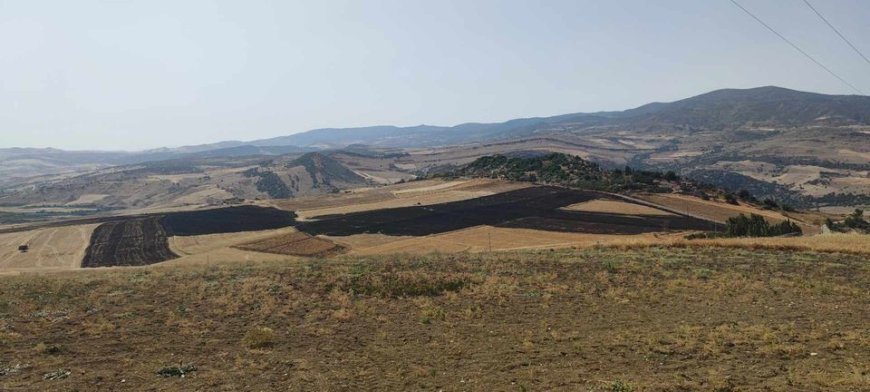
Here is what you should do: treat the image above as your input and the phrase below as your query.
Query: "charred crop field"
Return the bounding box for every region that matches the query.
[297,186,719,236]
[82,216,176,268]
[82,206,298,267]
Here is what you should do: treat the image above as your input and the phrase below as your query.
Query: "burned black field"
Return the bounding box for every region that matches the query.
[160,206,297,236]
[82,216,177,268]
[298,186,719,236]
[80,188,720,267]
[82,206,297,267]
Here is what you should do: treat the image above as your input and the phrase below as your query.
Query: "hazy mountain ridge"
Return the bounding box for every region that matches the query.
[2,86,868,211]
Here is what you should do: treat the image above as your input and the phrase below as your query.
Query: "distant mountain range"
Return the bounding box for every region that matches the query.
[2,86,869,210]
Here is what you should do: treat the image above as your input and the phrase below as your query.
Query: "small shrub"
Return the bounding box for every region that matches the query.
[157,364,197,378]
[34,343,62,355]
[0,363,23,376]
[243,326,275,349]
[43,369,70,380]
[608,380,634,392]
[724,193,738,205]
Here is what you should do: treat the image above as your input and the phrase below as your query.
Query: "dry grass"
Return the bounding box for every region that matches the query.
[562,199,674,216]
[0,248,866,391]
[344,226,684,255]
[338,226,870,258]
[693,233,870,255]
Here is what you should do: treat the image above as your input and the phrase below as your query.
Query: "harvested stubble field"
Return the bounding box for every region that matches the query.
[0,247,867,391]
[562,199,675,216]
[0,224,97,273]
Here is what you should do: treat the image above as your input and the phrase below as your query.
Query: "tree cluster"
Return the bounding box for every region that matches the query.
[725,213,802,237]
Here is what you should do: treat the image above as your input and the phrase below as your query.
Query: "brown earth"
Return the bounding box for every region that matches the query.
[235,232,343,257]
[0,248,866,391]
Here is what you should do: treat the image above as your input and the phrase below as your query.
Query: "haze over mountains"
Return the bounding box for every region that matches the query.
[2,86,869,212]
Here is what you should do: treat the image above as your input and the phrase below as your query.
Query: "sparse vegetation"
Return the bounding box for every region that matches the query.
[827,208,870,233]
[441,153,680,193]
[157,364,197,378]
[243,168,292,198]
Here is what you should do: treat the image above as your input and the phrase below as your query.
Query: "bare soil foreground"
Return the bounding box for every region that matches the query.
[0,248,866,391]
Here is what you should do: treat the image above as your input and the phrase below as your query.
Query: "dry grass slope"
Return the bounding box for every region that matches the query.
[0,248,866,391]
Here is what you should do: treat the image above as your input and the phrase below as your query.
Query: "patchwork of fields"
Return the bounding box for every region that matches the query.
[298,186,718,236]
[0,179,850,272]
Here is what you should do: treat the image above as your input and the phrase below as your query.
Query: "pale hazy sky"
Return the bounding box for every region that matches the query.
[2,0,869,150]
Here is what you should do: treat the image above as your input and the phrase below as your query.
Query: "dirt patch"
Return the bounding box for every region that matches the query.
[82,217,177,268]
[235,232,343,257]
